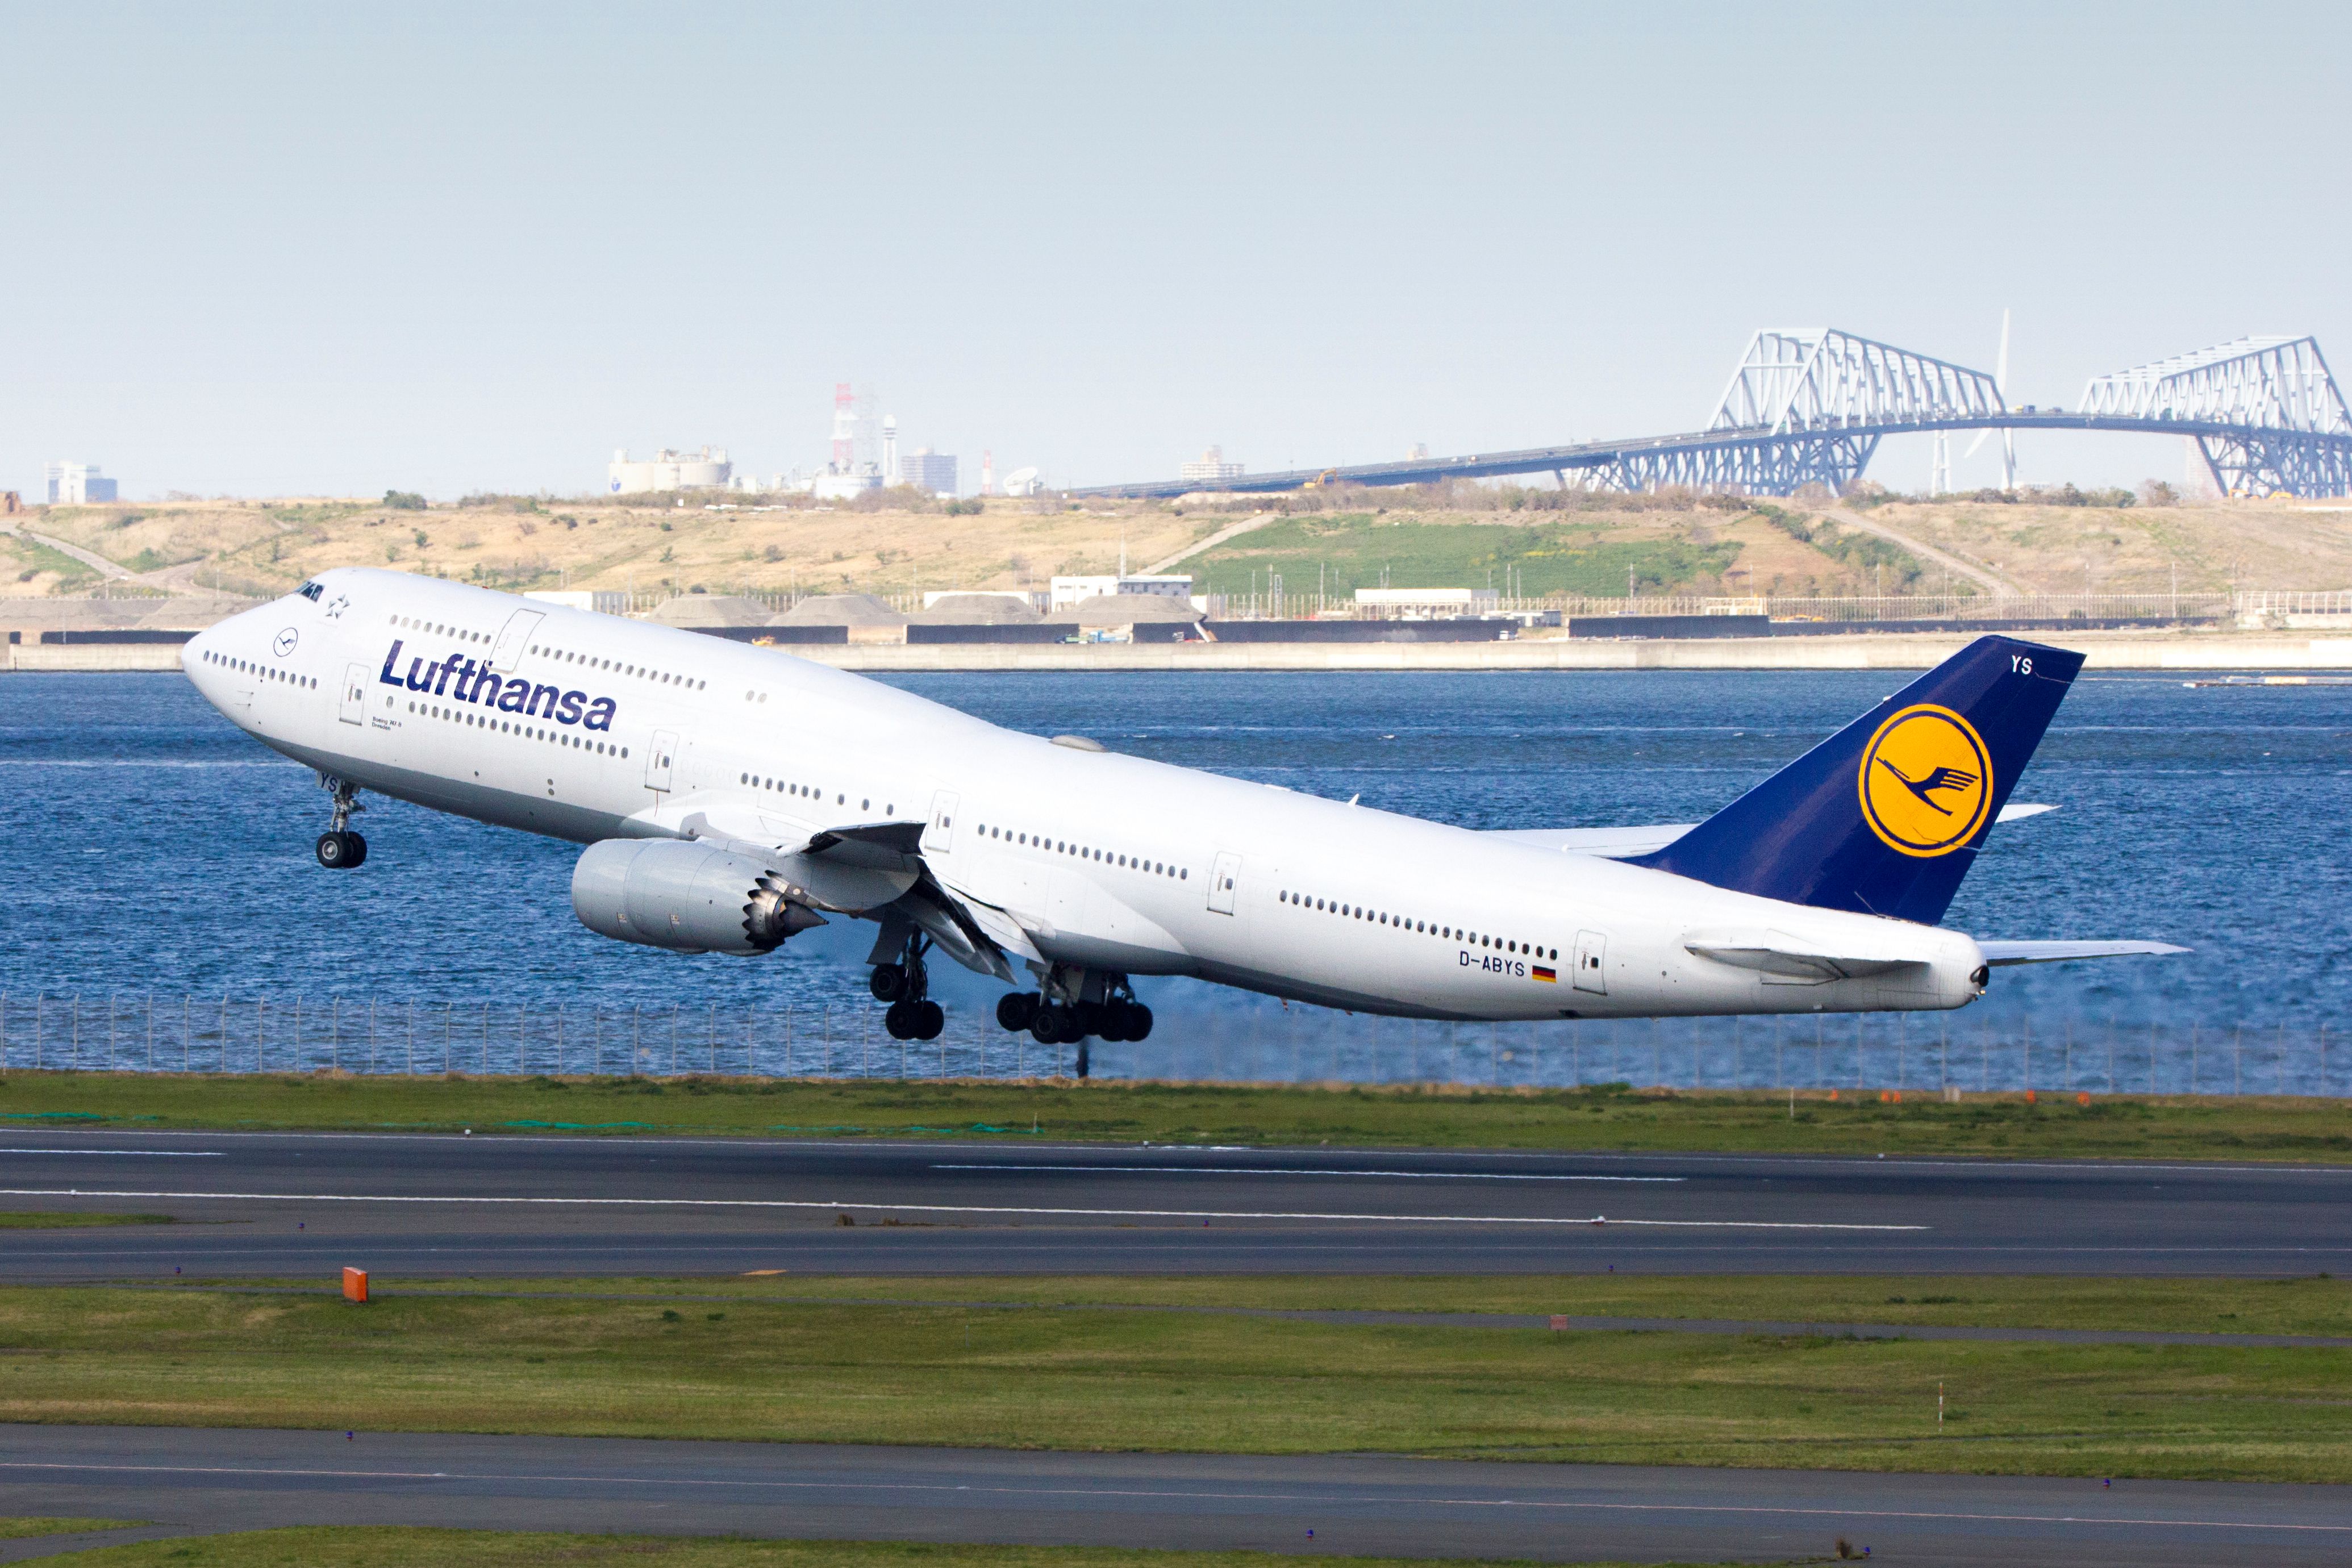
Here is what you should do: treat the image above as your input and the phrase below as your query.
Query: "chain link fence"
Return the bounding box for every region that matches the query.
[2,991,2341,1098]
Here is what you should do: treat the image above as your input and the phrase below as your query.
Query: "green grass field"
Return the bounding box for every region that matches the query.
[1191,512,1740,599]
[0,1211,173,1229]
[6,1071,2350,1163]
[367,1273,2352,1340]
[0,1519,137,1540]
[4,1281,2343,1484]
[24,1530,1738,1568]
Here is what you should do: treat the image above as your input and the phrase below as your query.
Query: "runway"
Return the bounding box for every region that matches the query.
[2,1425,2347,1567]
[4,1128,2349,1278]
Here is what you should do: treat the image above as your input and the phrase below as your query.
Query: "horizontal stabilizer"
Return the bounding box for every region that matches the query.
[1490,824,1693,857]
[1491,802,2058,860]
[1977,940,2188,966]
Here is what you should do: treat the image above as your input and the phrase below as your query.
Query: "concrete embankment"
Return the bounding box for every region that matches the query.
[794,628,2352,672]
[7,641,189,671]
[12,628,2352,674]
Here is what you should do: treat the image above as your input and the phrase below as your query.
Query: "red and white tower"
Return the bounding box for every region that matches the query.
[830,383,857,474]
[981,448,996,496]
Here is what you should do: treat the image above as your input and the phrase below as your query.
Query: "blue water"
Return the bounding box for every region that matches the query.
[2,668,2346,1090]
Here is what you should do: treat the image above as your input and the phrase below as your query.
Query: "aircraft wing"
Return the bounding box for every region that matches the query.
[699,817,1036,981]
[1491,803,2057,859]
[1976,940,2189,966]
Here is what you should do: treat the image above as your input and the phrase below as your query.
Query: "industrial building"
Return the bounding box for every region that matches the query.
[1179,445,1244,483]
[608,447,731,495]
[524,589,632,616]
[1355,587,1500,619]
[1049,573,1195,611]
[45,462,116,504]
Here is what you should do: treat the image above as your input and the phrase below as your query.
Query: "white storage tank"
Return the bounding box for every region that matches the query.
[608,446,731,494]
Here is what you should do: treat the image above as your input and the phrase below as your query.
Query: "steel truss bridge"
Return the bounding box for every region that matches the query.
[1079,330,2352,500]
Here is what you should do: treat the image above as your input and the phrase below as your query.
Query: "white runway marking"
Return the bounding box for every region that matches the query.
[0,1459,2340,1533]
[0,1188,1923,1231]
[0,1149,222,1157]
[934,1164,1684,1182]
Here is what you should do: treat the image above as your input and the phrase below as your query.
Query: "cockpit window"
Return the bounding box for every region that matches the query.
[296,581,324,602]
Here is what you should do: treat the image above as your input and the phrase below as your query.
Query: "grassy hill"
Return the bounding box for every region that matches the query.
[11,483,2349,607]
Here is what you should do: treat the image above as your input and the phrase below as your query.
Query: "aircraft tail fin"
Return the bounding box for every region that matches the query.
[1632,636,2084,924]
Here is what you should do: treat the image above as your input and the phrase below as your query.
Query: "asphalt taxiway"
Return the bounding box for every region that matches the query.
[3,1128,2348,1278]
[1,1425,2346,1567]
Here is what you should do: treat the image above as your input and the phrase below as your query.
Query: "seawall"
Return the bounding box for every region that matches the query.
[11,629,2352,675]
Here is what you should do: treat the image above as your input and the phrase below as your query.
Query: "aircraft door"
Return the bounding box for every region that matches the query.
[1573,929,1609,995]
[645,729,678,793]
[1207,850,1241,915]
[338,662,369,726]
[489,609,545,673]
[925,790,961,854]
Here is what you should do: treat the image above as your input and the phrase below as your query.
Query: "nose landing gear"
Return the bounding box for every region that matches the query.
[314,774,366,869]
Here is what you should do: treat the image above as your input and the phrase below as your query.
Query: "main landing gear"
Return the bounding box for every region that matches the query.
[870,929,944,1042]
[314,774,366,869]
[992,970,1150,1078]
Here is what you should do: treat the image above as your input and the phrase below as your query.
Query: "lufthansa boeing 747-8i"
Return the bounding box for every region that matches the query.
[184,568,2179,1073]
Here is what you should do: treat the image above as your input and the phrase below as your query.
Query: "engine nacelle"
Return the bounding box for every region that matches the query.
[572,838,826,956]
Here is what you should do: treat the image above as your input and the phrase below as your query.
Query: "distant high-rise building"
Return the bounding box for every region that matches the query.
[44,462,116,504]
[901,448,958,496]
[981,449,996,496]
[1180,445,1244,482]
[881,415,899,486]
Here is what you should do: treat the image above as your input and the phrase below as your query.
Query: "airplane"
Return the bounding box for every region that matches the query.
[182,568,2182,1077]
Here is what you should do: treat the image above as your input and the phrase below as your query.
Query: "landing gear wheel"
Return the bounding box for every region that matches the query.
[1031,1006,1069,1046]
[1123,1002,1152,1041]
[995,993,1037,1032]
[884,998,916,1039]
[870,964,907,1003]
[913,1000,945,1041]
[316,774,365,866]
[1075,1041,1091,1079]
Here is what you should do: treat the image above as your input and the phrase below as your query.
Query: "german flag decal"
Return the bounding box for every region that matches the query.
[1532,965,1557,983]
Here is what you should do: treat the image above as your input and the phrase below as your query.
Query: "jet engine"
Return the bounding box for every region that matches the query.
[572,838,826,956]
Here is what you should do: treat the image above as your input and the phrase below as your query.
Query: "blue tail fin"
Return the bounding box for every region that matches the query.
[1633,636,2084,924]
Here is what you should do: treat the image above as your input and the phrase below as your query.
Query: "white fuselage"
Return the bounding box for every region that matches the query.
[184,569,1986,1023]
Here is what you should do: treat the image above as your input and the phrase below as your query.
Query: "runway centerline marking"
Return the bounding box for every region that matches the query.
[932,1164,1685,1182]
[0,1149,222,1157]
[0,1459,2338,1533]
[0,1189,1925,1231]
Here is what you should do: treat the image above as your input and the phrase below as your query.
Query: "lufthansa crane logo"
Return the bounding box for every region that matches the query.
[1858,704,1992,857]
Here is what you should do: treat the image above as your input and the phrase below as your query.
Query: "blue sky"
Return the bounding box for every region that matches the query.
[2,1,2343,498]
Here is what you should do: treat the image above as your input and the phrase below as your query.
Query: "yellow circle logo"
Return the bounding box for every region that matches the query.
[1857,704,1992,857]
